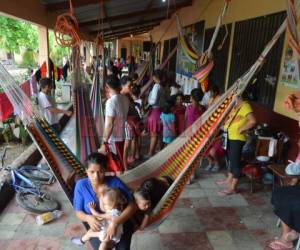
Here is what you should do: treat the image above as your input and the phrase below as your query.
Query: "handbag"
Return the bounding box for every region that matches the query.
[104,143,124,173]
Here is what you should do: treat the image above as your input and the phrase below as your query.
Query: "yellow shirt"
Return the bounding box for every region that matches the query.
[224,102,253,141]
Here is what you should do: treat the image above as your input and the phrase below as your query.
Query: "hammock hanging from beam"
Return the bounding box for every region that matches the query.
[90,54,105,142]
[72,47,100,163]
[176,0,230,92]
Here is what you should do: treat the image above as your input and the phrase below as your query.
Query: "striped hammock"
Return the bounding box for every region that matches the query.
[176,0,230,92]
[72,47,100,163]
[0,15,286,230]
[90,57,105,142]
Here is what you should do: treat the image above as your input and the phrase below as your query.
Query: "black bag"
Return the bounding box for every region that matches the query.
[221,131,228,150]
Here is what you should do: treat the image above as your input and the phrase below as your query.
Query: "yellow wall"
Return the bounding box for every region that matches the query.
[150,0,300,120]
[150,0,285,42]
[117,38,144,60]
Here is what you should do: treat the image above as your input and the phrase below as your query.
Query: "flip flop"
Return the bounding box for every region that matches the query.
[285,231,299,242]
[218,189,237,196]
[71,237,85,246]
[268,239,293,250]
[215,179,228,185]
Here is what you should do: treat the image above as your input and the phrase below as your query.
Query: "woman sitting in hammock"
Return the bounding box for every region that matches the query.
[72,152,137,250]
[133,176,173,230]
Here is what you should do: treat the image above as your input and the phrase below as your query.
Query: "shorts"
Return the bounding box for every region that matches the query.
[125,122,134,140]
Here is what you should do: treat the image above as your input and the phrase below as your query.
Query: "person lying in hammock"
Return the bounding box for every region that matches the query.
[133,176,173,230]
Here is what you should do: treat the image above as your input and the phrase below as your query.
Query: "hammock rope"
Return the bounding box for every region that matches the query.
[54,0,81,48]
[286,0,300,59]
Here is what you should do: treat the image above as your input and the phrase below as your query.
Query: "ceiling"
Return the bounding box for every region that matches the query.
[41,0,193,40]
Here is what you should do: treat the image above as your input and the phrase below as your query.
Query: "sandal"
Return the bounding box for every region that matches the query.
[268,239,293,250]
[71,237,85,246]
[218,189,237,196]
[215,179,228,185]
[285,231,299,242]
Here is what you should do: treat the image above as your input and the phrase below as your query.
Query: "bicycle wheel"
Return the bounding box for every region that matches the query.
[16,191,59,214]
[20,166,54,184]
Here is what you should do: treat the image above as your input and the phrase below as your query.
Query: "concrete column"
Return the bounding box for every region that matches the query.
[91,43,97,57]
[111,40,117,59]
[85,42,91,67]
[116,39,120,58]
[38,25,49,75]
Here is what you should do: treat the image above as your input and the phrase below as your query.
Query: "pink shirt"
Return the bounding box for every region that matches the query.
[185,104,206,128]
[296,152,300,163]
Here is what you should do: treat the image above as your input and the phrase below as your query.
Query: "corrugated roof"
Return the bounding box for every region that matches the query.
[41,0,193,40]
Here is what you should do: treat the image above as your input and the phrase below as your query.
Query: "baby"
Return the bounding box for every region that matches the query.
[76,187,126,250]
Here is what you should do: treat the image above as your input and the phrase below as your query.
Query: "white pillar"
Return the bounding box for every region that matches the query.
[38,26,49,75]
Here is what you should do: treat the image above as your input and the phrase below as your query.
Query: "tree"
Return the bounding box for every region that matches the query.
[0,16,38,54]
[48,31,71,66]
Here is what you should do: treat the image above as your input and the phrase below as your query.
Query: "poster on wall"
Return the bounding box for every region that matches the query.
[176,21,205,95]
[279,45,300,89]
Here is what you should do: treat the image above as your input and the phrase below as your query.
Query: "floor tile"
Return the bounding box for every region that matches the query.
[0,212,26,225]
[196,207,245,231]
[161,232,213,250]
[206,230,237,250]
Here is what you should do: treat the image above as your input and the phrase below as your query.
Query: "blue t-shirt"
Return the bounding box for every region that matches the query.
[73,176,133,214]
[160,112,176,144]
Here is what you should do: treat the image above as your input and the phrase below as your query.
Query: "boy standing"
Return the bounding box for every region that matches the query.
[99,75,129,171]
[38,78,72,132]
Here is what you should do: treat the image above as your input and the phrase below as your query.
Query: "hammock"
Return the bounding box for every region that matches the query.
[135,60,150,85]
[141,45,178,96]
[90,56,105,142]
[72,48,100,163]
[286,0,300,59]
[0,10,287,232]
[176,0,230,92]
[119,18,287,227]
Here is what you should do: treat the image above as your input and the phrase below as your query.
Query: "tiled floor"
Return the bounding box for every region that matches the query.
[0,117,283,249]
[0,169,282,250]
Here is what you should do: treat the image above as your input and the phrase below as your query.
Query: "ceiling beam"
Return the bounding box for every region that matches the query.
[105,30,150,41]
[46,0,100,12]
[105,29,151,41]
[79,0,192,27]
[103,25,155,38]
[90,18,164,34]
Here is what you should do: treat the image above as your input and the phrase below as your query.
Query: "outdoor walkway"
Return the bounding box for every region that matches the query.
[0,169,280,250]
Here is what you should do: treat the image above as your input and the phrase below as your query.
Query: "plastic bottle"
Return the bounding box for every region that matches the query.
[36,210,63,225]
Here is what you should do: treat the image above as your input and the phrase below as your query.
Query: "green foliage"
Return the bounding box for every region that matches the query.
[0,16,38,54]
[48,31,70,66]
[18,50,38,68]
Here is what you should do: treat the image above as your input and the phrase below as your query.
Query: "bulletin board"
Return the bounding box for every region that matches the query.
[176,20,205,95]
[274,33,300,121]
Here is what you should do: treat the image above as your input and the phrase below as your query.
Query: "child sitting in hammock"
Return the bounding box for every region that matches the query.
[74,187,127,250]
[133,176,173,230]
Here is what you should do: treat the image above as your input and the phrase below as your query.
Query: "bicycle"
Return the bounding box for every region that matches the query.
[0,146,59,214]
[9,166,60,214]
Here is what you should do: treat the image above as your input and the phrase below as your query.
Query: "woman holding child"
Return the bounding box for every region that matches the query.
[72,153,136,250]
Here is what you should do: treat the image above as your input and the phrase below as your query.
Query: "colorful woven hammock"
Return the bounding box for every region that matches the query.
[286,0,300,59]
[176,0,230,92]
[71,47,100,163]
[90,56,105,142]
[0,10,287,231]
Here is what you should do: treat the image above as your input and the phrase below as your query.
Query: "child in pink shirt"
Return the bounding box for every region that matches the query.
[185,88,206,129]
